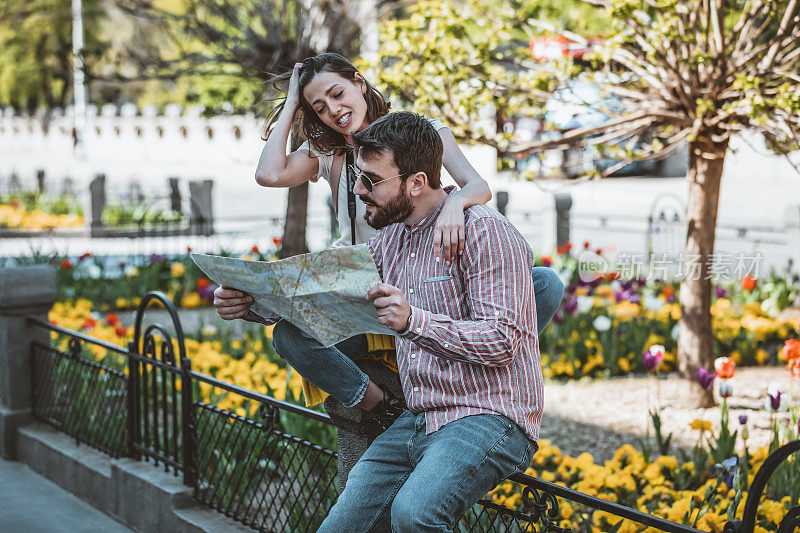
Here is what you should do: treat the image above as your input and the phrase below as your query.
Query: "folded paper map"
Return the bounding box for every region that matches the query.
[191,245,395,346]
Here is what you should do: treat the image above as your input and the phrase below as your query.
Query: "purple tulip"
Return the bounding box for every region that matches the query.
[150,253,167,264]
[552,310,563,324]
[643,351,658,372]
[644,345,665,372]
[738,414,748,425]
[198,284,217,301]
[697,367,716,390]
[629,294,641,304]
[769,390,782,411]
[615,289,634,302]
[666,295,675,303]
[715,456,739,487]
[715,285,728,299]
[563,298,578,315]
[567,284,577,294]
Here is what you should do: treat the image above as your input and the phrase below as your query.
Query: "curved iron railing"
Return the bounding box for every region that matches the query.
[723,439,800,533]
[27,292,800,532]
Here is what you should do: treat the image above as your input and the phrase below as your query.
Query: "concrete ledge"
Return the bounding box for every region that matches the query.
[111,458,194,531]
[0,405,31,459]
[17,423,253,532]
[18,424,116,517]
[173,508,255,533]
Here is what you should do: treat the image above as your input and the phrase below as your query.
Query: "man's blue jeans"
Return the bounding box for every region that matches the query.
[317,410,537,532]
[271,266,563,407]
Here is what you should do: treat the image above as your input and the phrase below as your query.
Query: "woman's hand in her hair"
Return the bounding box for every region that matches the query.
[433,195,467,265]
[286,63,303,107]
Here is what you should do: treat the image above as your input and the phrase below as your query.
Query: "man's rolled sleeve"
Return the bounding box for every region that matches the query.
[399,306,432,339]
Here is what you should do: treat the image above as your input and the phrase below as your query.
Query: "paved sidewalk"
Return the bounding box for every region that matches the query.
[0,459,132,533]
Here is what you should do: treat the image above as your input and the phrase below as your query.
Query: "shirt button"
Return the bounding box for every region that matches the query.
[411,354,416,359]
[444,342,449,348]
[410,252,415,258]
[415,327,422,333]
[409,288,414,294]
[494,310,500,316]
[413,386,419,392]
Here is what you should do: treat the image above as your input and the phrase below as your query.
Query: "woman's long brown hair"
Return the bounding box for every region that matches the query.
[262,53,390,155]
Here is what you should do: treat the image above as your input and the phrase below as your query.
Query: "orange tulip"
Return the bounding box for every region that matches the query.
[782,339,800,361]
[106,313,120,327]
[741,274,757,291]
[661,285,675,298]
[714,356,736,379]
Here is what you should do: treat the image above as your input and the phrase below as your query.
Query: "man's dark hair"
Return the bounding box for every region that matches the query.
[351,112,443,189]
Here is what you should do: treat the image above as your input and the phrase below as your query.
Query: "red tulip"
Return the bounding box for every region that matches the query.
[741,274,757,292]
[556,242,573,255]
[714,356,736,379]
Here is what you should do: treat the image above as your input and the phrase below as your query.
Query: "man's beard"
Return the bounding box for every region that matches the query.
[361,188,414,229]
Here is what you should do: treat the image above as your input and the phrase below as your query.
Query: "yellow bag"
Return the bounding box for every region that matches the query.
[300,334,398,407]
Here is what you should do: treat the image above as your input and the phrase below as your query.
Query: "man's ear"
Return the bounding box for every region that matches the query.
[406,172,428,197]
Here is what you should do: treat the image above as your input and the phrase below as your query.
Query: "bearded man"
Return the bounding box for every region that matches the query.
[315,112,543,532]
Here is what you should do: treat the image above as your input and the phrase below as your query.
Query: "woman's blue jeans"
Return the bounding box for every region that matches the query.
[271,266,564,407]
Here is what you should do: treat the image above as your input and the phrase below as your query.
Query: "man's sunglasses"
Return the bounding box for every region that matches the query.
[349,164,409,192]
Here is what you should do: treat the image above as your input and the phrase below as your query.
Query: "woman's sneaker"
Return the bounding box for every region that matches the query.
[362,391,407,434]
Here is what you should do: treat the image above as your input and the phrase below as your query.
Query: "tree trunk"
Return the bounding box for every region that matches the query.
[279,183,310,258]
[678,137,729,407]
[278,129,309,258]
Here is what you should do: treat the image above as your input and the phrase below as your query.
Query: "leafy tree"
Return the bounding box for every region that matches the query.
[369,0,800,406]
[0,0,107,111]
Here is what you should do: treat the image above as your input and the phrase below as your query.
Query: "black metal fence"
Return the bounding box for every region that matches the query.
[27,292,800,532]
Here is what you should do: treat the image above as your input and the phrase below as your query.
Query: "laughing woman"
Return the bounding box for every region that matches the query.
[213,53,564,425]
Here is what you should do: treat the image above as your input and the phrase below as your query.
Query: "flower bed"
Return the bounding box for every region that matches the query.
[490,436,797,532]
[48,299,304,414]
[0,194,84,230]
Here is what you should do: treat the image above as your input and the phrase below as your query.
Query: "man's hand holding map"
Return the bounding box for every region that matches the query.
[191,245,395,346]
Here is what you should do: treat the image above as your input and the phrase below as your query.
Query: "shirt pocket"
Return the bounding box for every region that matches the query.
[420,275,464,315]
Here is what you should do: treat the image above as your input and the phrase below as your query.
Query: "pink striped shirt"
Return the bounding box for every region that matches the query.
[368,189,544,441]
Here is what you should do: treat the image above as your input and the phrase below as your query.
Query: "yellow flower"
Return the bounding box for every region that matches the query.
[170,262,186,277]
[181,292,202,308]
[689,419,712,432]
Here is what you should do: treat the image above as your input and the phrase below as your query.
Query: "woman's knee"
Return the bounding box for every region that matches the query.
[271,319,303,354]
[532,267,565,304]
